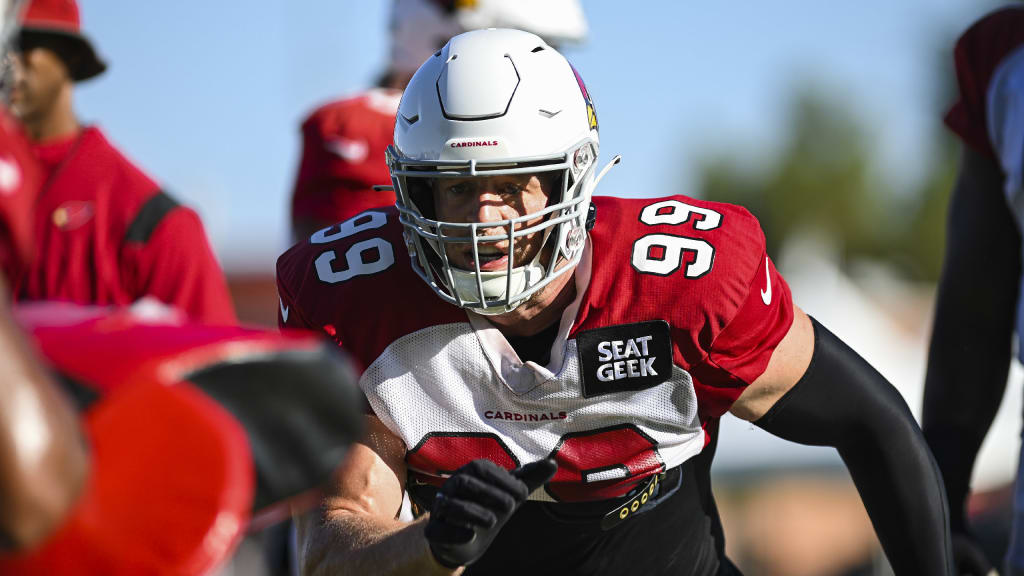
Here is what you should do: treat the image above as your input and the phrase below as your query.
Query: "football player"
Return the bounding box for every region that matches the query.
[278,29,954,575]
[922,6,1024,576]
[289,0,587,240]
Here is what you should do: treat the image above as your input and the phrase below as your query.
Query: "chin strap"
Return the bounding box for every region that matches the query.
[451,263,545,315]
[585,203,597,231]
[593,155,621,190]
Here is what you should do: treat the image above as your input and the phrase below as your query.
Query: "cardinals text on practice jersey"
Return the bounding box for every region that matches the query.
[277,194,793,572]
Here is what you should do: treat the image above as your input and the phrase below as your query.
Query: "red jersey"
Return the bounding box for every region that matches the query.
[277,195,793,503]
[290,89,401,230]
[15,126,236,324]
[0,108,42,284]
[945,6,1024,156]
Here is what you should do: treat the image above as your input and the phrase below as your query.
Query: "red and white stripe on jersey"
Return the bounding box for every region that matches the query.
[276,194,793,502]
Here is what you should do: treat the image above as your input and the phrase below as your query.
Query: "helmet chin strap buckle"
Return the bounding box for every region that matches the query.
[593,155,621,189]
[585,203,597,231]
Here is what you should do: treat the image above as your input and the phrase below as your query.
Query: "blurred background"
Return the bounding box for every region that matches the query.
[72,1,1016,574]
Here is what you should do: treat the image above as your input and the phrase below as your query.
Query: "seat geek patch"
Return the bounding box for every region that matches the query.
[576,321,672,398]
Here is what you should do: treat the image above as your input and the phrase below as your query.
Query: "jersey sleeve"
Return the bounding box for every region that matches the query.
[130,207,237,325]
[690,244,794,420]
[275,247,317,332]
[944,7,1024,156]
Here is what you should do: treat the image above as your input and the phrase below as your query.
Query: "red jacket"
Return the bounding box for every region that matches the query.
[0,108,42,283]
[16,126,236,324]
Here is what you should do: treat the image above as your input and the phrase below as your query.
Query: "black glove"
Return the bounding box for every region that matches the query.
[425,458,557,568]
[951,532,996,576]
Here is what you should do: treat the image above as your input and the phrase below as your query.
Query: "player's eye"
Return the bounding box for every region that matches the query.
[445,182,475,197]
[496,182,523,195]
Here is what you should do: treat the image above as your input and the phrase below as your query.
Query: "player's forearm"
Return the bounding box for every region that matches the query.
[299,511,459,576]
[756,318,953,575]
[921,146,1020,532]
[921,271,1011,533]
[0,307,88,549]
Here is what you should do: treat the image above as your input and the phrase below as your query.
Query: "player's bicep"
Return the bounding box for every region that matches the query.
[730,306,814,422]
[322,415,407,520]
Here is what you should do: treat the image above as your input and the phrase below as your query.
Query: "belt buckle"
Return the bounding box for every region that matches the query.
[599,471,666,531]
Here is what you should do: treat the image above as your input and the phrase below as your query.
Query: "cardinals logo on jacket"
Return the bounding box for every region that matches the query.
[52,201,94,230]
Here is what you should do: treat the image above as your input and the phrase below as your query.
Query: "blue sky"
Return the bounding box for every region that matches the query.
[73,1,998,272]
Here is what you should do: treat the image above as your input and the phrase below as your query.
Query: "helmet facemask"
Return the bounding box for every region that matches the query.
[388,28,612,315]
[390,138,597,315]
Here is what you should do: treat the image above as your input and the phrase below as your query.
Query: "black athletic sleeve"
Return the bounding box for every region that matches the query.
[755,317,954,576]
[921,146,1020,535]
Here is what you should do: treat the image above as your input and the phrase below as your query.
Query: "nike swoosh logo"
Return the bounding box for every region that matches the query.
[279,296,290,323]
[760,257,772,305]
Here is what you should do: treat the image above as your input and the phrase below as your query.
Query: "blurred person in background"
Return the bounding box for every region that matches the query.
[7,0,236,324]
[0,0,86,553]
[289,0,587,241]
[923,6,1024,576]
[0,6,367,568]
[280,28,953,575]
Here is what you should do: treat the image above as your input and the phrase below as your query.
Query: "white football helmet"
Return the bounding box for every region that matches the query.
[388,28,616,315]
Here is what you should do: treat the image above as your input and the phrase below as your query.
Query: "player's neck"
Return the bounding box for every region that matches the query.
[27,99,79,143]
[486,267,577,338]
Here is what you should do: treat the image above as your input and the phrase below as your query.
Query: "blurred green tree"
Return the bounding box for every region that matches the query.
[698,86,957,283]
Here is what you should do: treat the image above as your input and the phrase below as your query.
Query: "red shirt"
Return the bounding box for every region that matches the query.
[0,108,42,284]
[290,89,401,231]
[16,126,236,324]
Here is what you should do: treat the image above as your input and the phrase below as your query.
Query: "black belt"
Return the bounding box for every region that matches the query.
[600,469,669,530]
[408,466,684,531]
[535,465,683,531]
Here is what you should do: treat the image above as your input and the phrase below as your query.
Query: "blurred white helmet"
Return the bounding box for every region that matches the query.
[454,0,587,46]
[388,0,587,77]
[388,0,464,77]
[388,28,614,315]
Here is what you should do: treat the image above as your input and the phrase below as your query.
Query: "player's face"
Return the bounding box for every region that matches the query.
[432,173,552,272]
[9,45,68,126]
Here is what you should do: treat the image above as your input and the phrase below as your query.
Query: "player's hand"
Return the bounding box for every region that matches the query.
[951,532,997,576]
[425,458,557,568]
